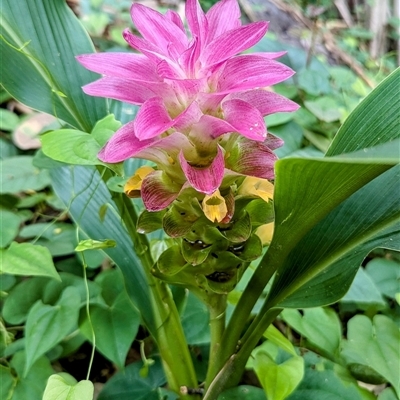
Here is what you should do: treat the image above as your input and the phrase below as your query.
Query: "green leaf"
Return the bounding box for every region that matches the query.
[1,242,60,280]
[41,129,102,165]
[378,388,398,400]
[304,98,342,122]
[0,352,54,400]
[280,308,341,357]
[98,358,166,400]
[2,277,50,324]
[0,0,107,131]
[91,114,122,146]
[365,258,400,298]
[19,222,77,257]
[218,386,266,400]
[0,209,21,248]
[50,165,156,333]
[269,165,400,308]
[341,314,400,396]
[263,324,296,357]
[287,351,374,400]
[251,341,303,400]
[265,112,294,127]
[270,121,303,158]
[43,373,94,400]
[327,68,400,156]
[248,69,400,312]
[341,267,386,308]
[297,68,332,96]
[181,292,210,345]
[24,286,81,375]
[0,109,19,131]
[0,156,51,193]
[75,238,116,252]
[80,291,140,369]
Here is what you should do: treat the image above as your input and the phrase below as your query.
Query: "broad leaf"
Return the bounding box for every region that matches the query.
[236,67,400,319]
[252,342,304,400]
[43,373,94,400]
[341,315,400,397]
[50,165,156,333]
[0,352,53,400]
[327,68,400,155]
[0,156,51,194]
[24,286,81,375]
[341,267,386,308]
[270,165,400,308]
[365,258,400,299]
[98,359,166,400]
[0,0,107,131]
[0,210,21,248]
[287,352,374,400]
[280,308,341,357]
[218,386,266,400]
[80,292,140,369]
[2,277,50,324]
[1,242,60,280]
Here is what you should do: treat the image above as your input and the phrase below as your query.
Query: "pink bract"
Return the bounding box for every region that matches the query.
[77,0,299,203]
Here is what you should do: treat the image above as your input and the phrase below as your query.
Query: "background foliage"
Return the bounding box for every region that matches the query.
[0,0,399,399]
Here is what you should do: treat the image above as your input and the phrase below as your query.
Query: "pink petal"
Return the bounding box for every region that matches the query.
[179,147,225,194]
[206,0,241,42]
[141,170,181,211]
[165,10,185,32]
[172,101,203,132]
[226,89,299,116]
[193,115,235,139]
[185,0,208,47]
[179,37,201,77]
[98,120,157,163]
[82,77,162,105]
[265,133,284,150]
[156,59,184,79]
[225,138,277,179]
[130,3,188,58]
[251,51,287,59]
[134,97,174,140]
[217,55,295,92]
[201,21,268,67]
[222,99,266,141]
[76,53,160,82]
[123,29,169,64]
[136,132,194,165]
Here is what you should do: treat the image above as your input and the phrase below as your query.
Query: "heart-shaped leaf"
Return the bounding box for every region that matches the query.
[43,373,94,400]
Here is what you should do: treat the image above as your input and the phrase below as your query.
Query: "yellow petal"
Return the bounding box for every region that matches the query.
[238,176,274,202]
[124,166,155,198]
[255,222,274,245]
[202,189,228,223]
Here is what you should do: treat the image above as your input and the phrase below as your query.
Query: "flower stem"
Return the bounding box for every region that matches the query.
[99,168,198,397]
[203,308,281,400]
[205,294,227,390]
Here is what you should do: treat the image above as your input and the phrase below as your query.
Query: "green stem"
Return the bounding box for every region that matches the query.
[205,294,227,390]
[203,309,281,400]
[99,168,198,397]
[215,250,279,373]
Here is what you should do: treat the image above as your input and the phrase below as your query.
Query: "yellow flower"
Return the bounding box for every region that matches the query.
[255,222,274,245]
[124,166,155,198]
[202,189,228,223]
[237,176,274,202]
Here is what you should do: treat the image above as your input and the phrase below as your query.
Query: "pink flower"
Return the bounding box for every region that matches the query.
[77,0,298,211]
